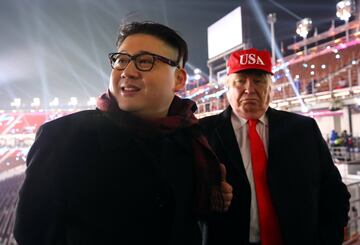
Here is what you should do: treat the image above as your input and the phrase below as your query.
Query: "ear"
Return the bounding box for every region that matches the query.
[174,68,187,92]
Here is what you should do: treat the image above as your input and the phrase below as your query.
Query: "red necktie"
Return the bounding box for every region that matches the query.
[248,119,282,245]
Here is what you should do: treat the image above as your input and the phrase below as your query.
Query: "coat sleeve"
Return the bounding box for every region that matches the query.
[14,125,67,245]
[314,119,350,244]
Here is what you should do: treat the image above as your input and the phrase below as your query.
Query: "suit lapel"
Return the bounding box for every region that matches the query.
[214,107,248,181]
[266,107,285,168]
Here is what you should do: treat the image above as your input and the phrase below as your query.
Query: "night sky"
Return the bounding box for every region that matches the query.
[0,0,346,108]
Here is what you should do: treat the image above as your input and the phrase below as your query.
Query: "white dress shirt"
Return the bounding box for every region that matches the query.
[230,112,269,243]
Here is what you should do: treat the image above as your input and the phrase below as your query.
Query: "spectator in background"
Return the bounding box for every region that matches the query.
[351,206,358,233]
[341,130,349,146]
[14,21,232,245]
[305,78,318,94]
[200,48,350,245]
[330,129,339,146]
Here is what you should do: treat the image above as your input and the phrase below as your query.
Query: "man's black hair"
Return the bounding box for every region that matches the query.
[116,21,188,68]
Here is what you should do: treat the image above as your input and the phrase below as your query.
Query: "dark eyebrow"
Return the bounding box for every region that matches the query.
[117,50,158,56]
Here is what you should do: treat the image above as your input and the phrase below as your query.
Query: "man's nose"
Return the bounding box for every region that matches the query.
[121,60,139,78]
[243,79,255,93]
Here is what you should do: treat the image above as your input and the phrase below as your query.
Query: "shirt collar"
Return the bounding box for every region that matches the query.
[231,111,268,130]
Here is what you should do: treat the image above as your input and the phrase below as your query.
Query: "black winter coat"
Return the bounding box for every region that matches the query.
[200,106,350,245]
[14,109,203,245]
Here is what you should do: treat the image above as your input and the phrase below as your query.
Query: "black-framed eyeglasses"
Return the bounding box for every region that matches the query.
[108,52,179,71]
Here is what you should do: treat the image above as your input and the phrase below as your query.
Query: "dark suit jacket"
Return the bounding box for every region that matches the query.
[14,109,202,245]
[200,106,350,245]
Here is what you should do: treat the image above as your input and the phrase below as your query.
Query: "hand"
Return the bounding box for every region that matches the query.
[212,163,233,212]
[219,163,233,211]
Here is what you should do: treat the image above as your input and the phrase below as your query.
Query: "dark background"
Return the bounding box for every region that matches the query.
[0,0,349,107]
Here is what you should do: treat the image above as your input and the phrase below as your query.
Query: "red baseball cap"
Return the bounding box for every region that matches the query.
[226,48,273,75]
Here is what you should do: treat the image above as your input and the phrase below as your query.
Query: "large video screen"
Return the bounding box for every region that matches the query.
[207,6,243,59]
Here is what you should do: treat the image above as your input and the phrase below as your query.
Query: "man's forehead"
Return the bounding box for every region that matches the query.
[230,70,268,79]
[119,34,177,55]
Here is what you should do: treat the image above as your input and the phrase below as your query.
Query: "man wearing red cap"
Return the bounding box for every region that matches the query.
[200,48,350,245]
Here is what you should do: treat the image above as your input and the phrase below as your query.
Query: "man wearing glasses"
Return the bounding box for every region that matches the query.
[14,21,232,245]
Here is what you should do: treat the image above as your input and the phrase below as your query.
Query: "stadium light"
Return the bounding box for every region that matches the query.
[87,97,97,107]
[10,98,21,108]
[49,97,59,107]
[192,68,203,87]
[267,13,277,65]
[68,97,78,106]
[296,18,312,38]
[31,97,40,108]
[194,74,201,80]
[336,0,353,21]
[336,0,354,41]
[301,105,309,113]
[296,18,312,55]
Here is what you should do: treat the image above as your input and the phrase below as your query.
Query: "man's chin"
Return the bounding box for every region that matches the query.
[117,102,139,112]
[242,104,259,112]
[237,106,265,119]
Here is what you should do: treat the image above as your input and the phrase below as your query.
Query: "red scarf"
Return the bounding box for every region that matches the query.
[96,90,222,214]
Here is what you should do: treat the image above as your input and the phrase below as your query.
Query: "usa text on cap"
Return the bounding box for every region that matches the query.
[226,48,273,75]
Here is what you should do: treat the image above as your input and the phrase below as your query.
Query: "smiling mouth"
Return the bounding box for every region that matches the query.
[120,85,141,96]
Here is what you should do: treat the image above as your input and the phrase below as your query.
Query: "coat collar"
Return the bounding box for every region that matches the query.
[266,107,286,167]
[214,106,248,180]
